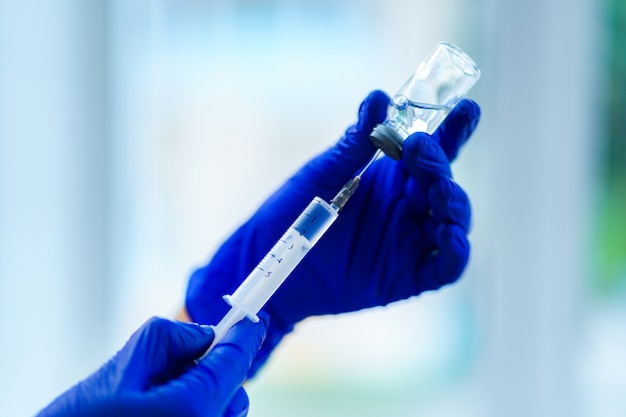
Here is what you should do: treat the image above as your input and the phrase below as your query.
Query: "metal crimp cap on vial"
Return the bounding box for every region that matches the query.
[369,124,404,161]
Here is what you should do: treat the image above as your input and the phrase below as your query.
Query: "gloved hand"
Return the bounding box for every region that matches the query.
[185,90,480,376]
[37,315,268,417]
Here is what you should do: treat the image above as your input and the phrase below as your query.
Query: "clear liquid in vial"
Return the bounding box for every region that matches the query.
[385,95,451,138]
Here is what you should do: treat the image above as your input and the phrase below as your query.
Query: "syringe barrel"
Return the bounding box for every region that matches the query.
[227,197,338,320]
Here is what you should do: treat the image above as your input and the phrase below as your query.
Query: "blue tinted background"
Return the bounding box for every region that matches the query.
[1,1,622,416]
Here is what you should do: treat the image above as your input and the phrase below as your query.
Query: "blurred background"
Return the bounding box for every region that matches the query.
[0,0,624,416]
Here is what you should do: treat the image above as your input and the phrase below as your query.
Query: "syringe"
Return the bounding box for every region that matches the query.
[201,150,381,355]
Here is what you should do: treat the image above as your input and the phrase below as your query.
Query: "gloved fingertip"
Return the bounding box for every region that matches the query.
[199,324,216,338]
[456,98,481,132]
[456,98,481,118]
[434,98,481,161]
[171,322,216,353]
[368,89,391,110]
[357,89,390,131]
[227,387,250,417]
[403,132,452,180]
[219,315,269,357]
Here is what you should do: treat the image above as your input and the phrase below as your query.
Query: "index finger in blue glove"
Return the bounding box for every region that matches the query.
[118,317,215,389]
[432,98,481,162]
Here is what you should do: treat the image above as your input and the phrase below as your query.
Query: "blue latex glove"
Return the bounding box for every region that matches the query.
[186,90,480,375]
[37,315,268,417]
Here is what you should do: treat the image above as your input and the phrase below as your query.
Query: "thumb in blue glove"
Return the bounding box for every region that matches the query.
[37,314,268,417]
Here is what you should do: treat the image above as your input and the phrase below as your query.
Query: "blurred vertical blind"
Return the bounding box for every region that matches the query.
[0,1,108,416]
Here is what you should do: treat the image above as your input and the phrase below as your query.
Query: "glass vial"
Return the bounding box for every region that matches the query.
[370,41,481,160]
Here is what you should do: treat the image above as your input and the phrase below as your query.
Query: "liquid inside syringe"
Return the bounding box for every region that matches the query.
[202,152,380,354]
